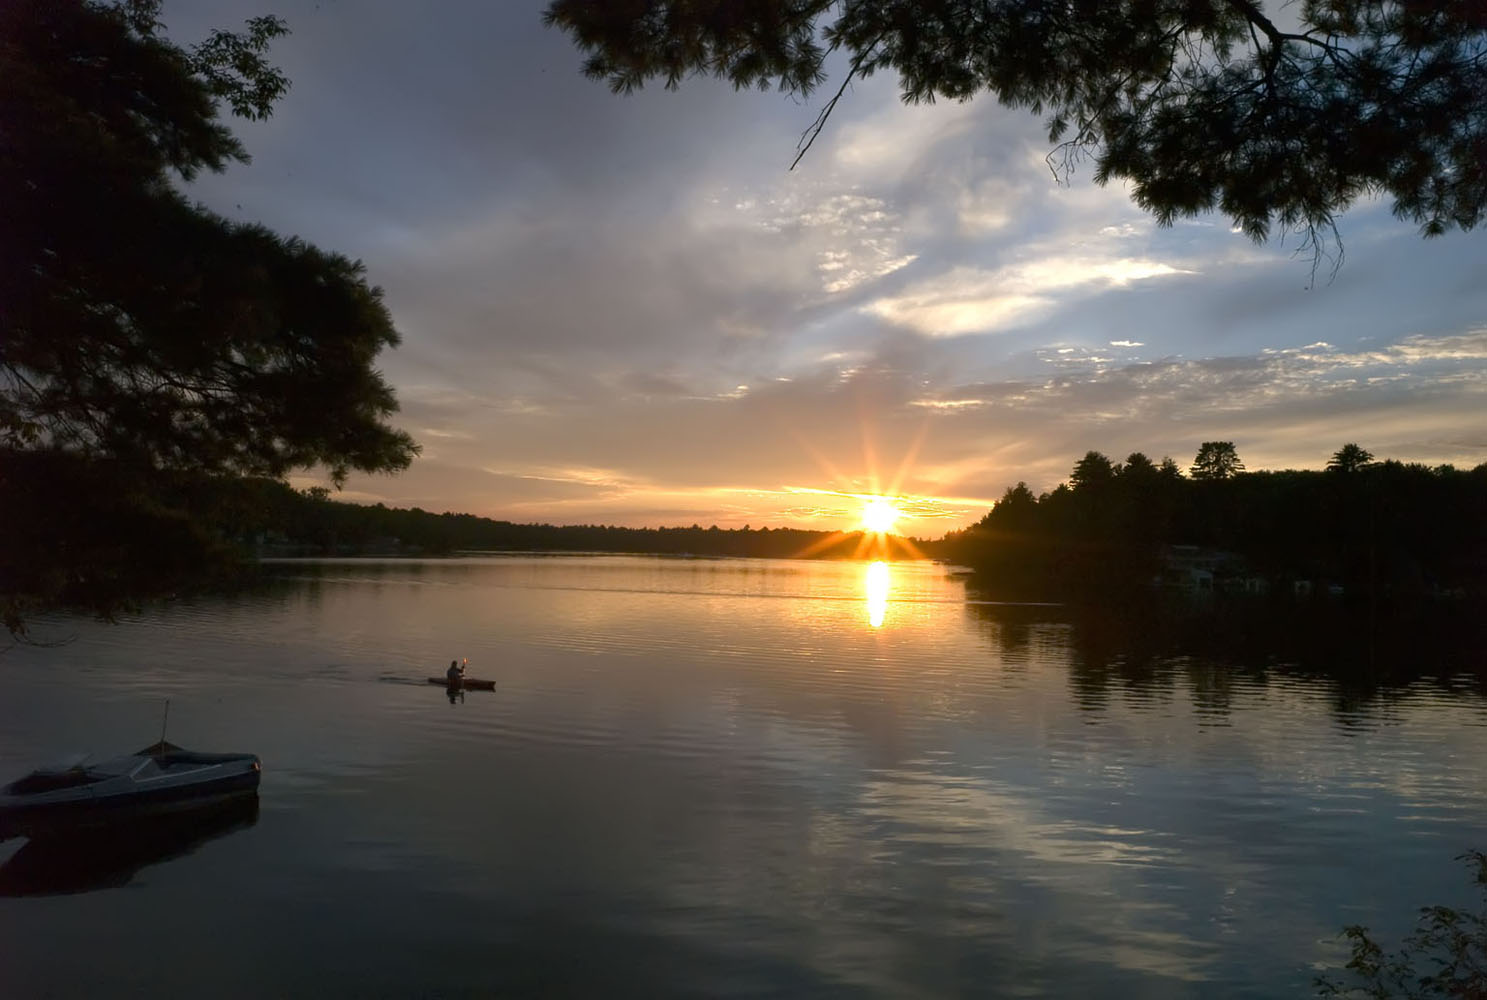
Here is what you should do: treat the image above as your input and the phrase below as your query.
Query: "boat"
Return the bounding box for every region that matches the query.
[0,741,261,841]
[427,676,496,691]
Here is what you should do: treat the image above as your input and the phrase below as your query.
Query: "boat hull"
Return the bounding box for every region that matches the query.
[0,749,261,841]
[428,677,496,691]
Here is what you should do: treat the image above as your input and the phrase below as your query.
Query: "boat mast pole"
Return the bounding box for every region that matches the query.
[159,698,170,749]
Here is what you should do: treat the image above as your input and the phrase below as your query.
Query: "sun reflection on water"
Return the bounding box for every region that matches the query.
[865,560,891,628]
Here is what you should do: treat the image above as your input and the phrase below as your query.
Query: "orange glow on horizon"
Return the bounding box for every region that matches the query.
[777,410,980,546]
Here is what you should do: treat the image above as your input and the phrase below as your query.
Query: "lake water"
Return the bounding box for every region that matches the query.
[1,556,1484,997]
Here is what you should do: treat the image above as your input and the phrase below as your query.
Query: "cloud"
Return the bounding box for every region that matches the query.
[827,85,982,179]
[168,0,1487,534]
[865,257,1195,338]
[333,323,1487,533]
[725,186,919,296]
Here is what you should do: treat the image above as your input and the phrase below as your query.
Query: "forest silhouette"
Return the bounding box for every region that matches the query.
[930,444,1487,605]
[148,443,1487,603]
[8,442,1484,635]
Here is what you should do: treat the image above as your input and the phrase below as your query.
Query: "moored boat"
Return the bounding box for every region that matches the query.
[0,741,261,841]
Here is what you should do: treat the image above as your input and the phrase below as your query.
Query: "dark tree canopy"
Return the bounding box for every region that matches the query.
[1070,450,1118,491]
[1191,441,1245,480]
[1,0,416,483]
[546,1,1487,253]
[985,481,1040,531]
[1121,452,1158,480]
[934,446,1487,604]
[0,0,418,631]
[1328,442,1376,473]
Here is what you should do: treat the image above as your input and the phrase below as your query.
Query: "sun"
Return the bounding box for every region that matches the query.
[860,496,902,534]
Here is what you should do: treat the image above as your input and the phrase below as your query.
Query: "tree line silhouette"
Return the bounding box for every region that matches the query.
[0,451,887,633]
[214,477,880,561]
[7,439,1483,634]
[929,443,1487,603]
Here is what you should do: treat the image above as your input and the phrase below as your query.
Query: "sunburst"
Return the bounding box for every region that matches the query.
[782,415,943,561]
[860,496,902,534]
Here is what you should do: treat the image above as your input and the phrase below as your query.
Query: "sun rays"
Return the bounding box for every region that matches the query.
[860,496,901,534]
[771,410,970,561]
[785,490,929,561]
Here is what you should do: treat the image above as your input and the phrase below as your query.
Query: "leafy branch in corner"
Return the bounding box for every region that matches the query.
[1316,850,1487,999]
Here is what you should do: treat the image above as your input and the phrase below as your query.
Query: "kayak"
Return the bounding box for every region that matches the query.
[427,677,496,691]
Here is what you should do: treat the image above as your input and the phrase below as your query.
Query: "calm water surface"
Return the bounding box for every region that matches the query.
[1,556,1484,997]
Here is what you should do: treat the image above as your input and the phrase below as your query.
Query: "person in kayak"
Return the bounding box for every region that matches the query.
[446,659,465,685]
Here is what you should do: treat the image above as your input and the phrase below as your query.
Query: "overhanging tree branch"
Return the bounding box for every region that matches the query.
[546,0,1487,259]
[790,38,881,170]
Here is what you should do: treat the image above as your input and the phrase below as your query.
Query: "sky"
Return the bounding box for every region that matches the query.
[169,1,1487,537]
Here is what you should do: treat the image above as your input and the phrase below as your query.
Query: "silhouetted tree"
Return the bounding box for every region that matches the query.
[1112,451,1175,550]
[933,444,1487,603]
[1328,443,1376,473]
[546,1,1487,259]
[1190,442,1245,481]
[1121,452,1158,480]
[1070,451,1118,492]
[985,482,1039,532]
[1,0,417,632]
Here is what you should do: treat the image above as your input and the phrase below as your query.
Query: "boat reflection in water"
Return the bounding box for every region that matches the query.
[0,793,259,897]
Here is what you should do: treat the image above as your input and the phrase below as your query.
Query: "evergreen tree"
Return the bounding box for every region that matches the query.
[1328,443,1376,473]
[1070,451,1118,491]
[1191,442,1245,481]
[984,482,1039,532]
[1121,452,1158,480]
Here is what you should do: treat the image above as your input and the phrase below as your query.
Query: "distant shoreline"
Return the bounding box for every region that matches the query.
[257,549,933,563]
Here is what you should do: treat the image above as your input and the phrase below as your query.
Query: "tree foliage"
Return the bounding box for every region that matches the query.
[1191,441,1245,480]
[1071,450,1118,491]
[933,444,1487,603]
[1,0,416,481]
[545,1,1487,254]
[1121,452,1158,480]
[1329,443,1377,473]
[1316,850,1487,999]
[0,0,418,632]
